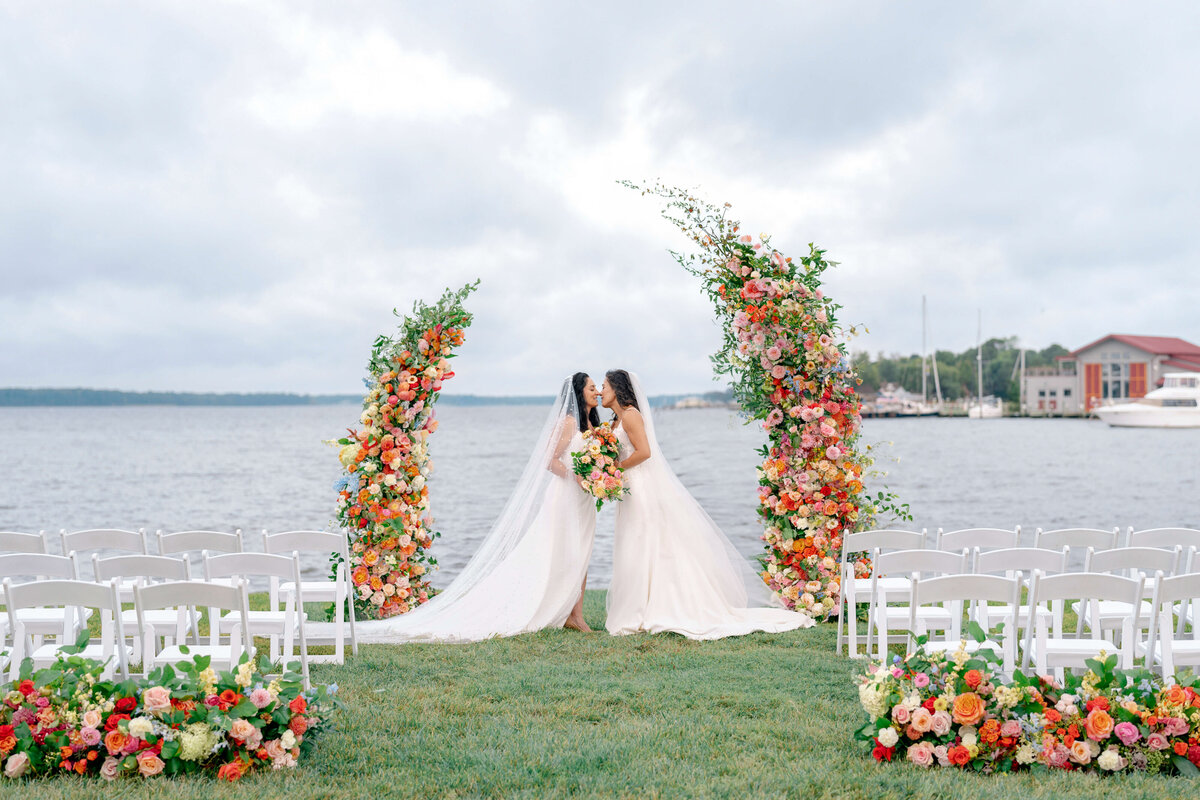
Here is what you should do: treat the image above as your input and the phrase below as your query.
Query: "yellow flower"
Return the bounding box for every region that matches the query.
[933,697,949,712]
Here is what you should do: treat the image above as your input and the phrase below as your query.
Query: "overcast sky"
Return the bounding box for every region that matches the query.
[2,2,1198,395]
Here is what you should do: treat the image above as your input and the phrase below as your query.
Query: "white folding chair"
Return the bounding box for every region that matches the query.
[1145,572,1200,680]
[4,578,130,680]
[1034,527,1119,551]
[974,546,1069,637]
[1023,571,1144,680]
[204,551,310,688]
[61,528,148,601]
[1129,528,1200,565]
[93,553,193,665]
[263,530,357,663]
[1073,546,1179,639]
[0,531,47,554]
[134,580,253,673]
[837,529,926,657]
[867,547,968,661]
[935,527,1020,562]
[157,529,243,570]
[0,553,89,647]
[908,573,1023,678]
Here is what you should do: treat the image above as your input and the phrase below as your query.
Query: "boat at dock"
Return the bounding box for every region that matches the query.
[1093,373,1200,428]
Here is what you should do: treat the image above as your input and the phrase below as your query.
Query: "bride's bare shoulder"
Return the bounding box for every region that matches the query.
[623,407,645,427]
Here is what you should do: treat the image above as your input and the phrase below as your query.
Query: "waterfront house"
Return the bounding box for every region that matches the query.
[1022,334,1200,416]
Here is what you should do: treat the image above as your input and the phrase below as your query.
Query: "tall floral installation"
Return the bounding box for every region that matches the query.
[625,182,906,621]
[334,282,478,620]
[0,646,337,781]
[857,636,1200,776]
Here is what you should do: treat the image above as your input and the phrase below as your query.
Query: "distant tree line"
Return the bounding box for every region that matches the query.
[852,338,1070,401]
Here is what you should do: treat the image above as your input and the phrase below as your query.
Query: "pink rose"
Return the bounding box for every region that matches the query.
[766,346,782,361]
[230,718,256,742]
[1068,740,1092,765]
[1000,720,1021,738]
[1147,732,1170,751]
[930,710,952,736]
[137,751,164,777]
[249,688,273,709]
[826,445,843,460]
[933,744,950,766]
[81,709,102,728]
[1114,721,1140,746]
[771,365,787,380]
[3,753,29,778]
[100,756,121,781]
[892,705,911,725]
[910,707,932,734]
[142,686,171,713]
[81,726,102,747]
[907,741,935,767]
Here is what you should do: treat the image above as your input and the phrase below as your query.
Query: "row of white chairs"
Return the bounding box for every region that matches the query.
[837,526,1200,658]
[0,529,360,681]
[882,561,1200,682]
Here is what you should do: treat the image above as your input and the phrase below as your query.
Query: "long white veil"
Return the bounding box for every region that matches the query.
[359,378,582,639]
[619,372,781,609]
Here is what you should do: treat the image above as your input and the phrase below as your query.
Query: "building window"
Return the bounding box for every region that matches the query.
[1038,390,1046,397]
[1063,388,1072,397]
[1050,390,1057,397]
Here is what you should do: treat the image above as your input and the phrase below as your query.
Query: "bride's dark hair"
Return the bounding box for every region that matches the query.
[570,372,601,432]
[604,369,639,411]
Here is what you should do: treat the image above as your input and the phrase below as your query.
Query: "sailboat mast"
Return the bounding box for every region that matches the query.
[922,295,928,404]
[976,310,984,416]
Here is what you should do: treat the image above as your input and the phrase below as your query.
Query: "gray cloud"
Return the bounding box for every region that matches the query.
[2,1,1198,396]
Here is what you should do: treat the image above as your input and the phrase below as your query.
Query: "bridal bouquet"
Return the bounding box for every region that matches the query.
[570,423,628,511]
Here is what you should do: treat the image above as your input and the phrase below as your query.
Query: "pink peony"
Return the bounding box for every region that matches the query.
[825,446,843,460]
[249,688,273,709]
[907,741,935,767]
[766,346,782,362]
[1000,720,1021,738]
[1047,743,1070,768]
[1162,716,1189,737]
[1114,721,1141,746]
[771,365,787,380]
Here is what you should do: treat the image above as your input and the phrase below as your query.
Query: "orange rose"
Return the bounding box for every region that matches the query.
[952,692,986,727]
[104,729,128,756]
[964,670,984,689]
[1164,685,1188,706]
[1043,707,1062,725]
[217,759,249,782]
[289,715,308,736]
[948,745,972,766]
[0,735,15,754]
[1084,709,1114,741]
[980,719,1001,744]
[362,549,379,566]
[1175,741,1189,756]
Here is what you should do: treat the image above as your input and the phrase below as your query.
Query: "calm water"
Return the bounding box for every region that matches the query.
[0,405,1196,583]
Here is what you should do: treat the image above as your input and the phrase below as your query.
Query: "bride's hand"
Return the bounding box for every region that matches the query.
[575,475,585,489]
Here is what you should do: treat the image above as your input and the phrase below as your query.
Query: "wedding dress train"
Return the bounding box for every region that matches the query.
[357,381,596,643]
[605,375,813,640]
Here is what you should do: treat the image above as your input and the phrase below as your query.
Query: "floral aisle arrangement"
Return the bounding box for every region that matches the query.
[334,282,478,620]
[570,422,628,511]
[0,647,338,782]
[625,182,906,620]
[856,635,1200,776]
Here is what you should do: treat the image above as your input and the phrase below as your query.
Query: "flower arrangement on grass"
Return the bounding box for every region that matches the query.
[856,630,1200,776]
[625,182,907,620]
[570,422,628,511]
[334,282,478,620]
[0,644,338,781]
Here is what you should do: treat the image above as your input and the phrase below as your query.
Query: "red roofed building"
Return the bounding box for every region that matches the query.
[1022,334,1200,416]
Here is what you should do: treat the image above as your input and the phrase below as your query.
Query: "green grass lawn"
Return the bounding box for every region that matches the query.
[0,591,1186,799]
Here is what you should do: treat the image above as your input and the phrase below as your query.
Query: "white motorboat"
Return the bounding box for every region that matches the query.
[1094,373,1200,428]
[968,397,1004,418]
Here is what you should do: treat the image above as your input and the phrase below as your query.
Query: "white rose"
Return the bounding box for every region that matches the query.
[128,717,154,739]
[959,727,978,748]
[1097,748,1125,771]
[281,730,297,748]
[4,753,30,778]
[877,726,899,748]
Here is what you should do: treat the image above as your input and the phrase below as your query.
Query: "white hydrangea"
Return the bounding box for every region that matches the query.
[858,682,890,719]
[178,723,222,762]
[1097,748,1126,771]
[128,717,154,739]
[1015,743,1037,764]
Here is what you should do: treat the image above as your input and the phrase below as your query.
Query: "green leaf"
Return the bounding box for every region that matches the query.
[1174,755,1200,776]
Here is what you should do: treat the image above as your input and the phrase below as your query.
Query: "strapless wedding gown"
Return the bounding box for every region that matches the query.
[359,429,597,643]
[605,428,814,640]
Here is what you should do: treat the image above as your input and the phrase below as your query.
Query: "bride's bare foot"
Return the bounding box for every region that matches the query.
[564,617,593,632]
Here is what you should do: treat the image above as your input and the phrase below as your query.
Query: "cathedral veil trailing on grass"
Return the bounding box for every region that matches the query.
[356,379,596,643]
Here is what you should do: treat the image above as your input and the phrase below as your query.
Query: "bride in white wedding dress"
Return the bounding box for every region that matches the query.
[357,374,600,643]
[602,369,814,640]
